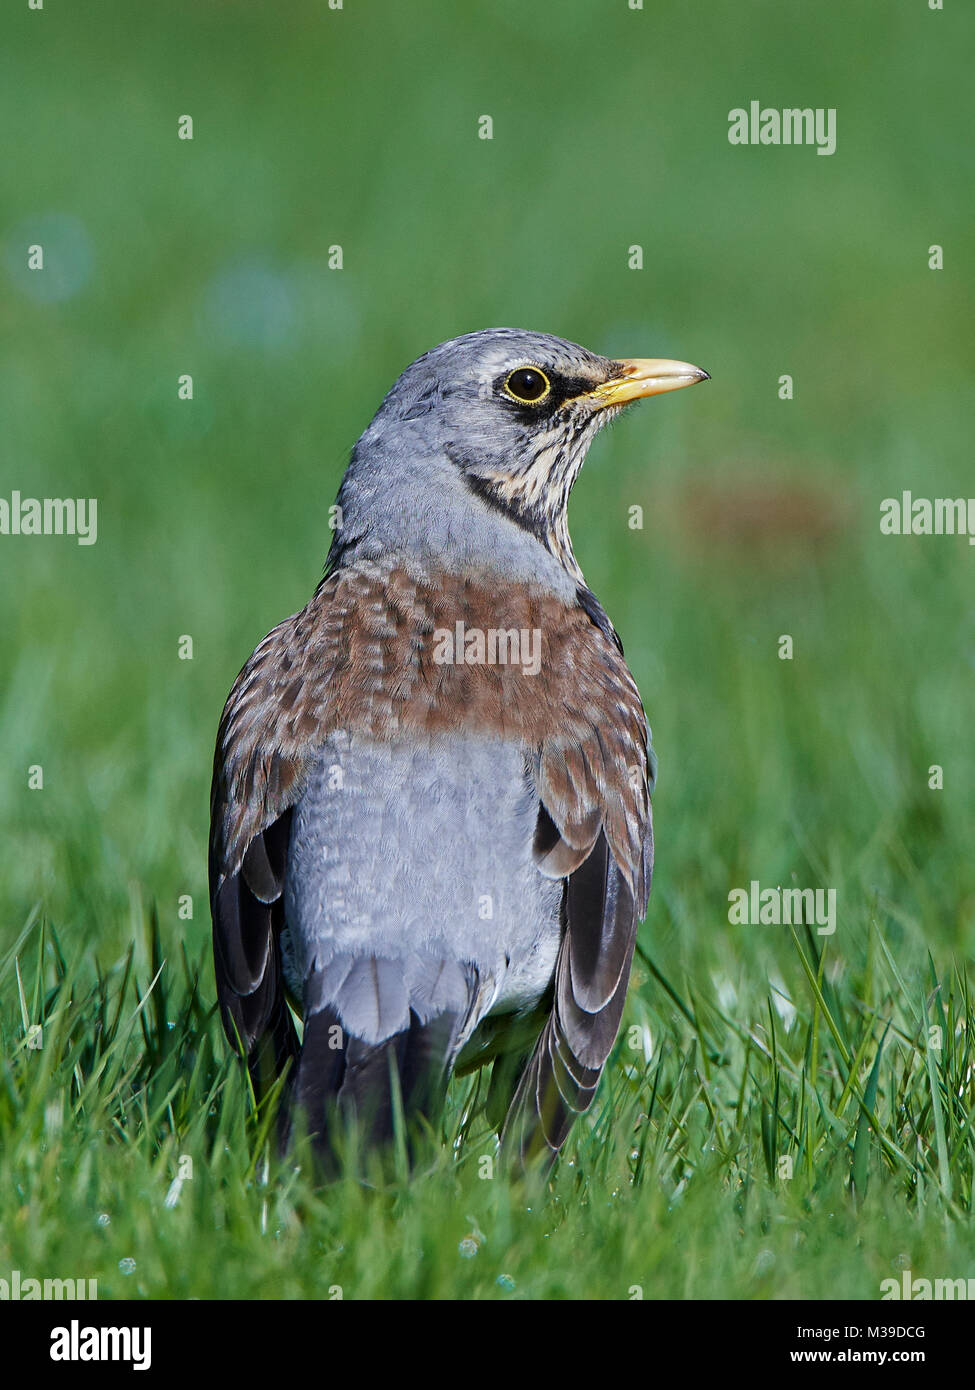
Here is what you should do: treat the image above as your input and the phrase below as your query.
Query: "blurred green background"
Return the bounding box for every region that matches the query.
[1,0,974,1300]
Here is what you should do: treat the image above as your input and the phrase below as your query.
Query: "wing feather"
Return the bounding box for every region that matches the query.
[503,588,654,1166]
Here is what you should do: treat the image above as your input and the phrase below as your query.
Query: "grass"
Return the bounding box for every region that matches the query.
[2,896,973,1299]
[1,0,974,1299]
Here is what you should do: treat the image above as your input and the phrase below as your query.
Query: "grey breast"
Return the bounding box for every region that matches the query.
[283,729,564,1050]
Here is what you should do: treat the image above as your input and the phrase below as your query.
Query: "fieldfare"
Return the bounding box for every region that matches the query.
[209,329,708,1165]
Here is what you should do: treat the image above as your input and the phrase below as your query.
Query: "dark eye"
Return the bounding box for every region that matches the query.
[503,366,551,404]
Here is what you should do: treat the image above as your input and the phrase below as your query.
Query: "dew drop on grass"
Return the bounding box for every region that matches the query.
[118,1257,136,1275]
[458,1238,479,1259]
[96,1213,110,1227]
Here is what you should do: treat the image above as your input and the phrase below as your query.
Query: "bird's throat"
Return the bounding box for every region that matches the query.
[460,465,584,584]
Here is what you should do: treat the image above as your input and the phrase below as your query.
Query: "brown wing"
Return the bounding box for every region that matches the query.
[208,578,349,1089]
[502,596,654,1166]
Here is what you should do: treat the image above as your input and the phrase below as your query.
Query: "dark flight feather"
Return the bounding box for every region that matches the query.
[501,821,652,1166]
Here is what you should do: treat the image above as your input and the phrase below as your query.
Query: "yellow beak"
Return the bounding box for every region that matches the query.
[585,357,710,410]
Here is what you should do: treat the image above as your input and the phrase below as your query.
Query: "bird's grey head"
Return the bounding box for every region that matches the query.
[329,328,707,584]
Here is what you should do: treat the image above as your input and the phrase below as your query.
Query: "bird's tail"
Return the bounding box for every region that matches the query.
[292,954,478,1167]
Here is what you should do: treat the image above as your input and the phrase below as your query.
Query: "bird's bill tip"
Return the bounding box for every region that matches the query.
[587,358,710,409]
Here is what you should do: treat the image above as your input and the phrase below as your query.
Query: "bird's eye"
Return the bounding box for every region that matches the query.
[503,366,551,404]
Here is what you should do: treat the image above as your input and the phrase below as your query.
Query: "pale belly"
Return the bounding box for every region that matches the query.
[282,730,564,1034]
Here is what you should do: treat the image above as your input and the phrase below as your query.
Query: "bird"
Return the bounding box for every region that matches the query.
[209,328,708,1169]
